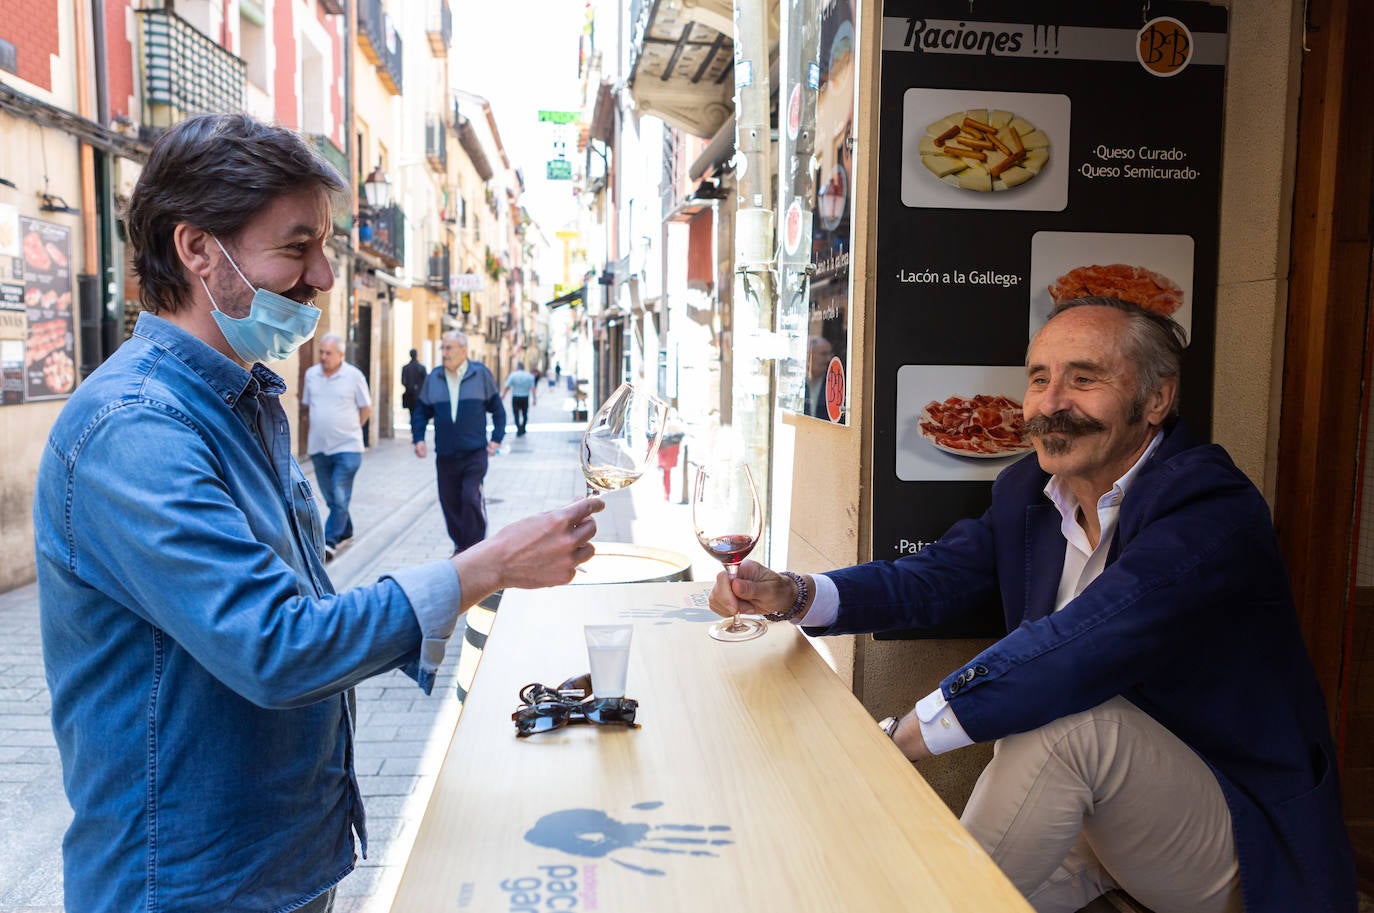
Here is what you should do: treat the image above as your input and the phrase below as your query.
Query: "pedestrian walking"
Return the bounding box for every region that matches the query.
[501,361,538,436]
[31,112,604,913]
[401,347,426,423]
[411,331,506,553]
[302,332,370,558]
[657,411,687,500]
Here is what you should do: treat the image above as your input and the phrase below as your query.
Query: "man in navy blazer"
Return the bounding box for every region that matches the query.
[711,298,1355,913]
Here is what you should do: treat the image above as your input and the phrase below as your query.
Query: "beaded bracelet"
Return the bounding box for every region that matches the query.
[764,570,809,623]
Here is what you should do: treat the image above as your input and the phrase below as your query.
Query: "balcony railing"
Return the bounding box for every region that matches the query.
[425,115,448,174]
[359,203,406,269]
[138,9,245,133]
[309,134,353,234]
[358,0,403,95]
[357,0,385,64]
[427,244,451,292]
[426,0,452,57]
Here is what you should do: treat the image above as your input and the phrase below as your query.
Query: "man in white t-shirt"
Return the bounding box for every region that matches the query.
[302,333,371,558]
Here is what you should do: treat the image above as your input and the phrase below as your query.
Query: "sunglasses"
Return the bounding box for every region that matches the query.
[512,674,639,737]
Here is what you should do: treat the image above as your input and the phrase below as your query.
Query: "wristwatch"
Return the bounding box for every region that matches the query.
[879,715,900,740]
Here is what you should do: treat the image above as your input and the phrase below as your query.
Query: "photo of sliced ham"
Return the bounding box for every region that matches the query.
[1048,263,1183,316]
[918,393,1031,457]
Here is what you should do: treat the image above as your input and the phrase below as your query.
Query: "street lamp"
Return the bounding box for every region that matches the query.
[363,165,392,210]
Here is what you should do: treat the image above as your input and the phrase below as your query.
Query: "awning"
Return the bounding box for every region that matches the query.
[544,286,586,309]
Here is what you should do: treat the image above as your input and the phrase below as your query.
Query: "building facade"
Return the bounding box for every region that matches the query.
[0,0,530,590]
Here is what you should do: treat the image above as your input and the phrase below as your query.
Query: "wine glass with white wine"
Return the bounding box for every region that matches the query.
[580,383,669,497]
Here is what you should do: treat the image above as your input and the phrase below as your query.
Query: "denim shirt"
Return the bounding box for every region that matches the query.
[34,314,461,913]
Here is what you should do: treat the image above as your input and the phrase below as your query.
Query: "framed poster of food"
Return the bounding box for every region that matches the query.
[869,1,1227,634]
[21,217,75,401]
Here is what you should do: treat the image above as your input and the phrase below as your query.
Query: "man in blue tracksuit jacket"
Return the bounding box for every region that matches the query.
[411,332,506,553]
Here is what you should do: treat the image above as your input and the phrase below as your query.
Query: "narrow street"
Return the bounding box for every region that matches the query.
[0,389,717,913]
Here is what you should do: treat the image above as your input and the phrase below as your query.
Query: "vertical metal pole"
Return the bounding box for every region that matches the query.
[732,0,777,558]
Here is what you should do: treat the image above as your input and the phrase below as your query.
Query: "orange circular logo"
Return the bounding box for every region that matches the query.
[1137,17,1192,77]
[824,356,845,423]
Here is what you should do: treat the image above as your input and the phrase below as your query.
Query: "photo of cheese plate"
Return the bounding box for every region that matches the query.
[919,109,1050,192]
[901,89,1069,212]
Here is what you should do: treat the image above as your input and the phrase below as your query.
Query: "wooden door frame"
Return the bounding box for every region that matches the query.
[1274,0,1372,747]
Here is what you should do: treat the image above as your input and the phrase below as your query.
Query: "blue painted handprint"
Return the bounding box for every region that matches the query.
[524,802,733,876]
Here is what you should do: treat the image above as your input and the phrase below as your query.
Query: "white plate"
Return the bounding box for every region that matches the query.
[917,400,1032,460]
[921,431,1033,460]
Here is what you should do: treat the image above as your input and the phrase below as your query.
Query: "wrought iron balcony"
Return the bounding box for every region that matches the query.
[309,134,353,234]
[358,202,406,269]
[425,115,448,174]
[137,9,245,134]
[358,0,403,95]
[427,0,452,57]
[427,243,451,292]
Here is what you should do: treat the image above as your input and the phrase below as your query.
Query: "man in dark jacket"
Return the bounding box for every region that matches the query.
[411,332,505,553]
[400,348,426,422]
[711,298,1356,913]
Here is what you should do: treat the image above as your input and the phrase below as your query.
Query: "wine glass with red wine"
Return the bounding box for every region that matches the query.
[581,382,668,498]
[693,460,766,642]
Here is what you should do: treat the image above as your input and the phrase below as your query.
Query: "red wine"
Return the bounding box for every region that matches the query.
[699,533,757,565]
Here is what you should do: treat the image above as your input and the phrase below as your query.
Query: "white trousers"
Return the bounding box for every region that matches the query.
[959,696,1243,913]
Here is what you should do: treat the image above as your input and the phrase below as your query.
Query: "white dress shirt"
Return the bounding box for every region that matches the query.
[799,431,1164,754]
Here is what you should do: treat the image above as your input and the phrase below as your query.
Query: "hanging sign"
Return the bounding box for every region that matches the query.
[869,1,1227,629]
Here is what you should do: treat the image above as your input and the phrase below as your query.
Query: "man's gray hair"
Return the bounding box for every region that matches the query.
[318,333,344,349]
[443,331,468,346]
[1040,297,1186,416]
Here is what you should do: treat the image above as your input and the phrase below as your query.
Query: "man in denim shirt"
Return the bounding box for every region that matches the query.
[33,113,604,913]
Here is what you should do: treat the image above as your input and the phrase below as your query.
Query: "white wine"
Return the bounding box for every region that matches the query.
[583,466,641,492]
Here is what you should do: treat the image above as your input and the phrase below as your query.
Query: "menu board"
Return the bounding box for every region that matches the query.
[870,1,1226,615]
[19,216,75,402]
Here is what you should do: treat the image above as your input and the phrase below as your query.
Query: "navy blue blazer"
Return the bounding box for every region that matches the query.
[822,422,1356,912]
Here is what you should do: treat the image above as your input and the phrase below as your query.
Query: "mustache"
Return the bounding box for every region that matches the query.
[282,285,320,306]
[1024,412,1106,438]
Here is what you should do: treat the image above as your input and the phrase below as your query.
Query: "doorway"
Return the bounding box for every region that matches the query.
[1274,0,1374,891]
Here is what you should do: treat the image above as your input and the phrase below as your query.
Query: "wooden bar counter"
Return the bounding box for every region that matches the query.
[390,581,1031,912]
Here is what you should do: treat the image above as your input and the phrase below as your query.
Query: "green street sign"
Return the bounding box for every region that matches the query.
[546,159,572,180]
[537,110,580,124]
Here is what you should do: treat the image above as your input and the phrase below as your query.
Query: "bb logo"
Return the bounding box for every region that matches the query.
[824,356,845,423]
[1137,17,1192,77]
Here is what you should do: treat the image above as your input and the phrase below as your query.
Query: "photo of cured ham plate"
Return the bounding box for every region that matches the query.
[901,88,1069,212]
[919,394,1031,458]
[1028,231,1194,343]
[897,365,1033,481]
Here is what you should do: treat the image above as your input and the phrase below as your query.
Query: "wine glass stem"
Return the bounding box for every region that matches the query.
[586,484,599,499]
[725,562,743,629]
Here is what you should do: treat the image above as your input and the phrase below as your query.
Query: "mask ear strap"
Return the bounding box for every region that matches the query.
[198,276,224,314]
[211,235,255,291]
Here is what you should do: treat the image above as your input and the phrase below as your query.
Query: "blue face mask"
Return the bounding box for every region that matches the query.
[200,236,322,364]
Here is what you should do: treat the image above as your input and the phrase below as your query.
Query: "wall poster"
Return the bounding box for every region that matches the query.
[19,216,75,402]
[778,0,857,424]
[870,1,1227,631]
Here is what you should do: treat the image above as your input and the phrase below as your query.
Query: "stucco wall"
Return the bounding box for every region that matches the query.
[0,402,62,591]
[784,0,1301,813]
